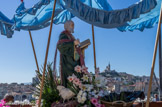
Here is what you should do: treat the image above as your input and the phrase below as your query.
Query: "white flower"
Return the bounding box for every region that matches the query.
[83,92,87,97]
[77,90,87,104]
[77,92,82,99]
[81,85,87,91]
[79,90,83,95]
[80,99,85,104]
[35,96,39,100]
[78,98,82,103]
[82,97,87,102]
[82,75,89,82]
[95,75,107,87]
[14,101,20,105]
[93,90,97,94]
[84,84,93,92]
[95,95,98,98]
[23,99,30,104]
[77,95,81,99]
[80,101,84,104]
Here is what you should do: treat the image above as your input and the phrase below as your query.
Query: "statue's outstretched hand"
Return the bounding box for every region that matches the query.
[74,40,80,46]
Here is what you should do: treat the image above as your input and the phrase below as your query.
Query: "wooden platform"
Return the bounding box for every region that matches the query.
[133,101,162,107]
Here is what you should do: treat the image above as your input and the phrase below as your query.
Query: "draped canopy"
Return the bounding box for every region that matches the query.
[118,0,161,31]
[63,0,157,28]
[0,0,160,38]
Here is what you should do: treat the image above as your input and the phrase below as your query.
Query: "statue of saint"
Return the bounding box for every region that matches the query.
[57,20,85,87]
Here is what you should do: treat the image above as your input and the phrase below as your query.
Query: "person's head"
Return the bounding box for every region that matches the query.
[154,94,158,98]
[64,20,74,33]
[4,94,14,102]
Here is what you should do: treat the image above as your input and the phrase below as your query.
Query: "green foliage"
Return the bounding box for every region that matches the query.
[35,63,61,107]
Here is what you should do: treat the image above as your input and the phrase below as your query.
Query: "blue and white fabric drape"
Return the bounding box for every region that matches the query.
[0,0,159,38]
[63,0,157,28]
[13,0,72,31]
[0,12,14,38]
[118,0,162,31]
[0,0,112,37]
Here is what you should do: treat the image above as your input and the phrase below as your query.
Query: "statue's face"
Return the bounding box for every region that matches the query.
[64,21,75,33]
[70,22,74,33]
[71,22,74,29]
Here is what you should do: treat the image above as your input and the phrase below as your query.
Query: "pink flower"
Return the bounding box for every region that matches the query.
[68,74,77,82]
[75,65,82,73]
[68,76,74,82]
[36,100,39,105]
[1,100,5,104]
[95,104,101,107]
[101,104,105,107]
[73,78,80,86]
[0,99,6,106]
[0,99,10,107]
[0,104,3,107]
[78,82,82,88]
[82,66,88,74]
[95,104,105,107]
[90,98,98,105]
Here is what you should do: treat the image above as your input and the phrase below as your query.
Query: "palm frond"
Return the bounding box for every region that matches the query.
[34,63,60,107]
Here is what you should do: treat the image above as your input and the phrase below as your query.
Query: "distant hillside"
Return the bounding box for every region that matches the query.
[23,82,32,85]
[100,70,120,77]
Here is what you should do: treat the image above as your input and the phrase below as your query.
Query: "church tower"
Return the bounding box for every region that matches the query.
[106,62,111,71]
[108,63,111,71]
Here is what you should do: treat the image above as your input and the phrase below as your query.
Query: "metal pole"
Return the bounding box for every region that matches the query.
[28,31,39,73]
[159,26,162,100]
[146,2,162,107]
[92,25,97,70]
[38,0,57,107]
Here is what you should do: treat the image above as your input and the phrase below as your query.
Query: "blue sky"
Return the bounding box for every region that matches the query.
[0,0,160,83]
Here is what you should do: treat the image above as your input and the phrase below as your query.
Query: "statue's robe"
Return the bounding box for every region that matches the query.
[57,30,84,87]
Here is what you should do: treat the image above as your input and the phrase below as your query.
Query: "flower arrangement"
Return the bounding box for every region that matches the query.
[65,65,109,107]
[5,100,35,107]
[34,63,144,107]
